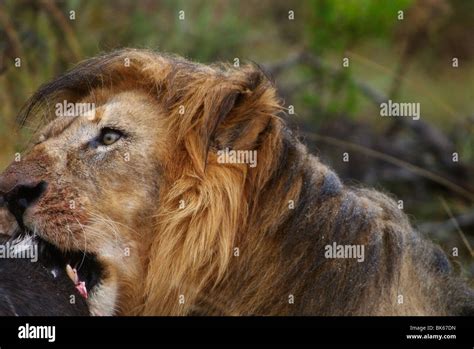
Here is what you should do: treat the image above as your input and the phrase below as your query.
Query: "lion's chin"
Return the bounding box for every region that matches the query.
[87,279,119,316]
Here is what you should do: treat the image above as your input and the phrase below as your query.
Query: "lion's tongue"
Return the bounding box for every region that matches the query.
[75,281,88,299]
[66,264,88,299]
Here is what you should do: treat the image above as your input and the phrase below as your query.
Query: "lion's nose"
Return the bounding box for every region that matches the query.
[0,180,48,228]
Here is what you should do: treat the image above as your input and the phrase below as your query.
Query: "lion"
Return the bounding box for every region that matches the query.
[0,48,472,316]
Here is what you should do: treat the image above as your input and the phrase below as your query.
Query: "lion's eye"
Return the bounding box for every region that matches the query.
[99,128,123,146]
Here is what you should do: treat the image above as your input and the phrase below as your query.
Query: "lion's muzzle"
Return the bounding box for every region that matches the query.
[0,168,48,230]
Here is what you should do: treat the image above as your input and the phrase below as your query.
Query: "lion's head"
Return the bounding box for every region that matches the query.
[0,49,283,315]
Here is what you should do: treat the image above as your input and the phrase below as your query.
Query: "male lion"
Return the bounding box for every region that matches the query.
[0,49,472,316]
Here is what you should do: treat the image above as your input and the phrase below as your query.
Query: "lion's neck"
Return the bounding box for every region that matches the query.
[143,123,339,316]
[191,136,337,315]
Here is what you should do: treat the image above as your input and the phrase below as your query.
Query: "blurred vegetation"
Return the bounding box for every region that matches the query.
[0,0,473,275]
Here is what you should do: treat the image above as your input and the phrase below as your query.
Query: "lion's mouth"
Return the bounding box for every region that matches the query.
[21,230,104,300]
[2,190,104,299]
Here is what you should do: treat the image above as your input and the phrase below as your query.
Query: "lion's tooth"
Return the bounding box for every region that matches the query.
[66,264,79,284]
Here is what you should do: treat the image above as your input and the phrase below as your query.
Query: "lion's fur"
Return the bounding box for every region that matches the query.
[5,48,473,315]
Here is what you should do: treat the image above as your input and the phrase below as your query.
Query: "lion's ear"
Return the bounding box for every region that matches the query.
[179,67,273,173]
[207,69,265,142]
[204,87,242,156]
